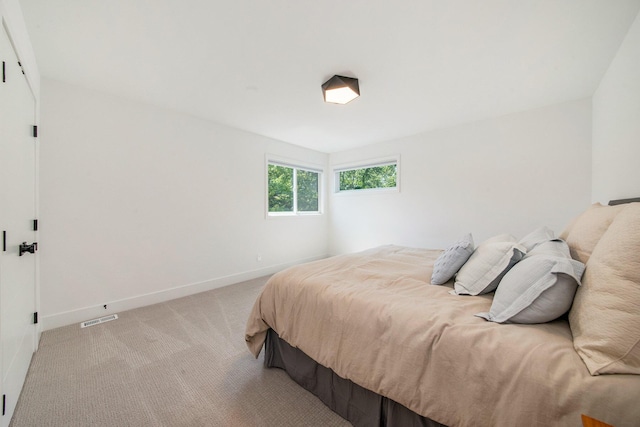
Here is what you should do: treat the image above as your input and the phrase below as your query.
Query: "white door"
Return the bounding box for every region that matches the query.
[0,24,37,427]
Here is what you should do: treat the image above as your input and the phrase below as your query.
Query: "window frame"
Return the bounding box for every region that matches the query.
[332,155,400,195]
[265,155,324,218]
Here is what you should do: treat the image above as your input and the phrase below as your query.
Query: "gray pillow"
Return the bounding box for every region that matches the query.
[518,226,555,252]
[527,239,570,258]
[431,233,474,285]
[453,234,526,295]
[476,240,585,324]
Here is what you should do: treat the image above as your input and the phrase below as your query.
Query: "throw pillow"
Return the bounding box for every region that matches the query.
[431,233,474,285]
[560,203,626,264]
[476,240,584,324]
[569,202,640,375]
[518,226,555,252]
[453,234,526,295]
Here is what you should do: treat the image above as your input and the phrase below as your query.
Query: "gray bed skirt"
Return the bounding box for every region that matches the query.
[264,329,446,427]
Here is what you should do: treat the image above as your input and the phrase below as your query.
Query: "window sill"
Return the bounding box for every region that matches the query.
[267,212,323,218]
[333,187,399,196]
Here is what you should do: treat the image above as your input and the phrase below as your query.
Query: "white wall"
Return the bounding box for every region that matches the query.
[39,78,329,329]
[592,9,640,203]
[37,7,640,328]
[329,99,592,255]
[0,0,39,99]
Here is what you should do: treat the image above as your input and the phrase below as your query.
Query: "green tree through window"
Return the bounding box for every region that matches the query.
[268,162,321,214]
[297,169,319,211]
[268,165,293,212]
[339,164,397,191]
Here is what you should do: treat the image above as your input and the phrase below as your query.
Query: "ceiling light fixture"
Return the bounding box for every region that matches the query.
[322,75,360,105]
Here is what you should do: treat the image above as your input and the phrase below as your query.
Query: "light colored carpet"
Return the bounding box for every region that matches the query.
[10,276,351,426]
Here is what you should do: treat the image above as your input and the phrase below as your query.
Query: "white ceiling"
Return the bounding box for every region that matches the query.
[20,0,640,153]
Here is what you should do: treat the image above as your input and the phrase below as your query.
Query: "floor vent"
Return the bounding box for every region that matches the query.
[80,314,118,328]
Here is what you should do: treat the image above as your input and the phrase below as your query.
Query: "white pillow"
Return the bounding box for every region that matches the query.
[431,233,474,285]
[518,226,555,252]
[453,234,526,295]
[476,240,584,324]
[527,239,570,258]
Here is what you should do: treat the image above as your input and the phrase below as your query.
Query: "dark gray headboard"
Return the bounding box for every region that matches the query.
[608,197,640,206]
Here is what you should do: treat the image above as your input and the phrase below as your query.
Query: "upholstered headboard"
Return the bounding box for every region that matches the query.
[608,197,640,206]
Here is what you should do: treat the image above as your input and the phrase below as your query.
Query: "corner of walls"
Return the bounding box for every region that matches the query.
[39,78,329,330]
[328,99,592,256]
[592,9,640,204]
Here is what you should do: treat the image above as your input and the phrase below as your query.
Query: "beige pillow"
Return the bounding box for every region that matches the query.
[569,203,640,375]
[561,203,626,264]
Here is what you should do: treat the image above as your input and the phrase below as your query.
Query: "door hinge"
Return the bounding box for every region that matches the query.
[33,219,38,231]
[33,125,38,138]
[2,231,5,252]
[2,394,5,416]
[33,312,38,324]
[17,61,24,75]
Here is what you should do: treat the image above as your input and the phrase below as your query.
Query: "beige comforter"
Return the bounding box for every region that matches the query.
[245,245,640,427]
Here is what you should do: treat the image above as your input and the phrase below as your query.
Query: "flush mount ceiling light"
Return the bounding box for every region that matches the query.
[322,75,360,105]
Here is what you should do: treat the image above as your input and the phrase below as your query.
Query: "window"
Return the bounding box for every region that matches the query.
[267,159,322,216]
[334,157,399,193]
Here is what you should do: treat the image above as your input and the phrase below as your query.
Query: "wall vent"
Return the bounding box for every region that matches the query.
[80,314,118,328]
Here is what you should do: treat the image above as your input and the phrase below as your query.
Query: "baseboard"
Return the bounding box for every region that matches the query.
[41,254,328,331]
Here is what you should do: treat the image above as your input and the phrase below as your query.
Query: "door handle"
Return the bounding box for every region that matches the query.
[19,242,37,256]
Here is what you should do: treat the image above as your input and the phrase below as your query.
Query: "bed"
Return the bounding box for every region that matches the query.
[245,200,640,427]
